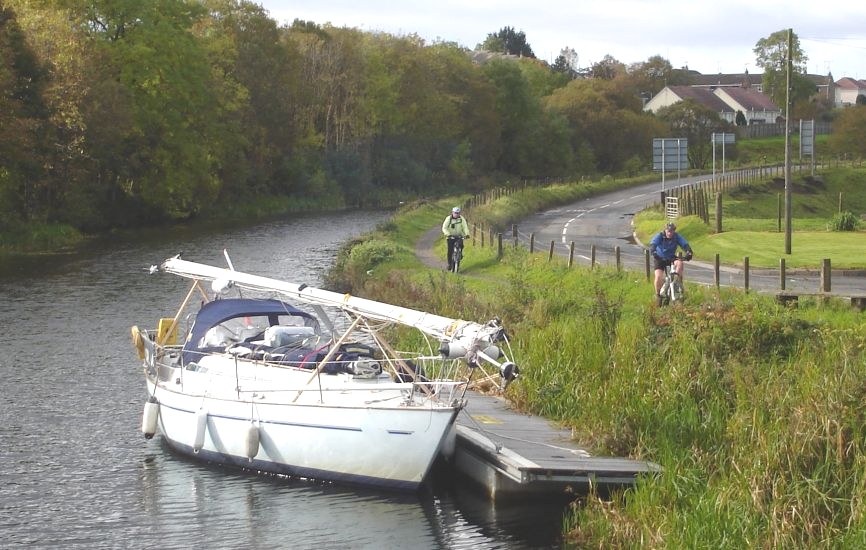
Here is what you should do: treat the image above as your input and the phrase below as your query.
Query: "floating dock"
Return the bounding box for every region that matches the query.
[451,391,660,499]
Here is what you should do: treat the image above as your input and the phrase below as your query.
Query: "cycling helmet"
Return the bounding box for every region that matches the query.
[452,206,461,214]
[665,222,676,231]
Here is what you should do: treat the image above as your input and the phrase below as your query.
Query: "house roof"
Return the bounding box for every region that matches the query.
[836,77,866,90]
[666,86,733,112]
[717,87,779,111]
[690,72,760,88]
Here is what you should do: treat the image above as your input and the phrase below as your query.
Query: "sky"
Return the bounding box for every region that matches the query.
[257,0,866,79]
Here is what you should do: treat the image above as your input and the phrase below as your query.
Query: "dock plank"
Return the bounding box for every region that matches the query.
[451,390,659,498]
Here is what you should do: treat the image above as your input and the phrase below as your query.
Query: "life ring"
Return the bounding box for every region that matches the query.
[131,325,145,359]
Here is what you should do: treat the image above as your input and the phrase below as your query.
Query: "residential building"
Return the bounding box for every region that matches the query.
[835,77,866,106]
[643,84,781,125]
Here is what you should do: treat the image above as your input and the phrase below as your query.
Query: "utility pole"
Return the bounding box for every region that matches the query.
[784,28,793,255]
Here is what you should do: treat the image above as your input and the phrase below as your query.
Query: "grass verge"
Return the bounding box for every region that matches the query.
[329,183,866,548]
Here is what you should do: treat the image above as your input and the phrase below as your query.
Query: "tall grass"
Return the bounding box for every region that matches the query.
[330,197,866,548]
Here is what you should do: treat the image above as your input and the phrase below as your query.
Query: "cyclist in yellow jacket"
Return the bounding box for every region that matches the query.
[442,206,469,271]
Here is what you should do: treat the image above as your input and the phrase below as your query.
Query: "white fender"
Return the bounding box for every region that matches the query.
[244,423,260,460]
[439,423,457,461]
[141,398,159,440]
[193,409,208,453]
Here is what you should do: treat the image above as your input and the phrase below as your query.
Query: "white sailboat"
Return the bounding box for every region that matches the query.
[132,253,518,490]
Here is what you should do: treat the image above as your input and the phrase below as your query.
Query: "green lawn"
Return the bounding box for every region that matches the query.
[636,166,866,268]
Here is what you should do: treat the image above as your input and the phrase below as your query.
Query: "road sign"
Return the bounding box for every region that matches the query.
[712,132,736,179]
[800,120,814,156]
[652,138,688,171]
[712,132,735,144]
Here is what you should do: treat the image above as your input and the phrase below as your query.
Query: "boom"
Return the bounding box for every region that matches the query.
[157,256,512,370]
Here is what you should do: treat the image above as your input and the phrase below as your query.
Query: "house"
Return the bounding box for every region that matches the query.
[835,77,866,107]
[808,73,836,104]
[644,70,842,122]
[643,86,733,117]
[714,87,781,124]
[643,85,781,125]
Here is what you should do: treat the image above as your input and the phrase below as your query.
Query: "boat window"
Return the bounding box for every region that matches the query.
[263,325,316,347]
[202,325,236,347]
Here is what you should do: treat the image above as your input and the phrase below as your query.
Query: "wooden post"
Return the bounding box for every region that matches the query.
[821,258,831,292]
[529,233,535,254]
[777,193,782,232]
[568,241,575,268]
[779,258,786,290]
[590,244,596,269]
[497,233,503,259]
[512,224,518,248]
[548,240,555,262]
[714,254,720,288]
[615,246,621,271]
[744,256,750,293]
[715,192,722,233]
[644,249,651,281]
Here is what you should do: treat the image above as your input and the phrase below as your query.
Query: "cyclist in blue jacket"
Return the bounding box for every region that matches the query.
[649,222,693,299]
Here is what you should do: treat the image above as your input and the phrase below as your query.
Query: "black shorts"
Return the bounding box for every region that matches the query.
[653,256,675,271]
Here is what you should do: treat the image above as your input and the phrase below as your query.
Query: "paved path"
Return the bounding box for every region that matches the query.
[413,177,865,296]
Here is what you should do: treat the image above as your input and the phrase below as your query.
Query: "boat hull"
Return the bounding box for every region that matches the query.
[149,381,458,490]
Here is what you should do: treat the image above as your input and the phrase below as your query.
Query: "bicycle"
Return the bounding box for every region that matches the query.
[447,236,466,273]
[658,254,689,306]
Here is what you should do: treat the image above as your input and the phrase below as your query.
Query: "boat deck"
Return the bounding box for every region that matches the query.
[452,390,660,499]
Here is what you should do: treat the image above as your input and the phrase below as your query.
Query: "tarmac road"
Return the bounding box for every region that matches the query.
[515,175,866,297]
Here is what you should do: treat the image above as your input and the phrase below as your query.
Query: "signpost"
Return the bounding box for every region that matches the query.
[800,119,815,175]
[711,132,736,183]
[652,138,688,191]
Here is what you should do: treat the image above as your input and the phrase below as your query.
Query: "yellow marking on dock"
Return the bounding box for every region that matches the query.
[471,414,503,424]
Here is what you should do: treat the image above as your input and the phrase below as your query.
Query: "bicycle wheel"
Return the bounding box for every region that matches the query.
[452,247,462,273]
[670,279,684,302]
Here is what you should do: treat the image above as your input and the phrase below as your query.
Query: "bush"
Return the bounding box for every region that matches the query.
[827,211,860,231]
[347,239,399,273]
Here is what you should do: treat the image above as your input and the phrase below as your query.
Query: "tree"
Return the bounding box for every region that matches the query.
[0,3,52,226]
[625,55,692,98]
[589,55,625,80]
[753,29,814,110]
[546,79,666,174]
[829,105,866,157]
[70,0,235,222]
[482,59,556,176]
[656,99,731,169]
[551,47,579,79]
[480,26,535,58]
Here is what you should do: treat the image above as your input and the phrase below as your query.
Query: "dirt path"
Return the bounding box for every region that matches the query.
[416,226,442,269]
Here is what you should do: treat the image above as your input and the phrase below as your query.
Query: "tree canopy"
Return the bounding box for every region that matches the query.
[753,29,815,111]
[0,3,859,236]
[480,26,535,58]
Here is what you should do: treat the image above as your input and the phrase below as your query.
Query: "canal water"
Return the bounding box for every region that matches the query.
[0,211,569,549]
